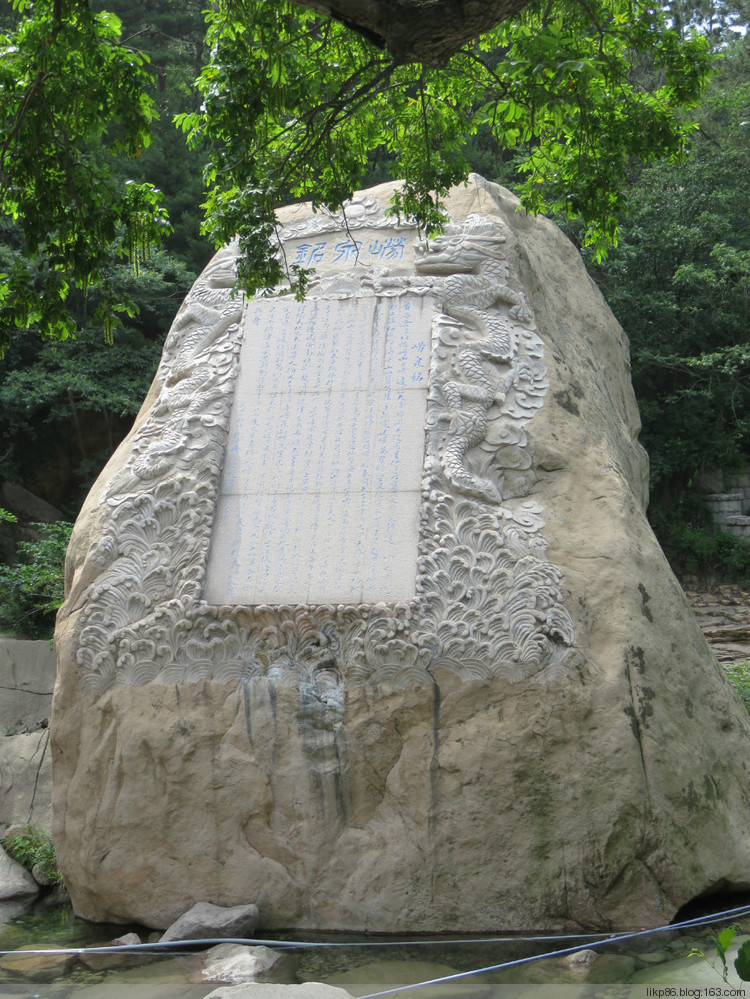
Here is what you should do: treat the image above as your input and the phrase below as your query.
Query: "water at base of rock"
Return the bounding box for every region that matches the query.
[1,901,748,994]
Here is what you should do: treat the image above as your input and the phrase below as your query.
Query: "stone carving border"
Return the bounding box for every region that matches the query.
[72,195,575,697]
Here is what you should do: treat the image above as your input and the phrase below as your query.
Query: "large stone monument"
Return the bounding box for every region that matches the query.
[52,175,750,932]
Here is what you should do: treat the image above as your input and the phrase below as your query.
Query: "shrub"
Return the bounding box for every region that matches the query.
[2,827,63,885]
[0,519,73,638]
[647,503,750,584]
[725,660,750,715]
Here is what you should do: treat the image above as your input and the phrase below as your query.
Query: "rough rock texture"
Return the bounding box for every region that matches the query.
[687,586,750,664]
[0,639,55,835]
[52,175,750,932]
[0,636,56,731]
[0,728,52,834]
[295,0,529,66]
[0,943,76,981]
[160,902,260,942]
[80,933,158,972]
[75,986,212,999]
[0,844,39,900]
[201,944,281,984]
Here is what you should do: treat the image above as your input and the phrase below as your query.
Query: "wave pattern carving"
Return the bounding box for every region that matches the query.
[69,197,574,695]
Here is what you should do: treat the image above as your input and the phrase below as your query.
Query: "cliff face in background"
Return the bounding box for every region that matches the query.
[0,636,54,836]
[52,176,750,932]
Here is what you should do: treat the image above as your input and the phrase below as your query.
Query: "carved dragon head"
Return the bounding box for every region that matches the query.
[414,215,508,273]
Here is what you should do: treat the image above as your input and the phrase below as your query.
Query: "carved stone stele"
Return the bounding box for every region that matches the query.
[52,176,750,932]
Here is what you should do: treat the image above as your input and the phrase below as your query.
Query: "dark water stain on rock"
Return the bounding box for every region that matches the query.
[638,583,654,623]
[553,389,581,416]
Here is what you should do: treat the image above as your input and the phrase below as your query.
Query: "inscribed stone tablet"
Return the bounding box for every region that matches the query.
[203,294,432,605]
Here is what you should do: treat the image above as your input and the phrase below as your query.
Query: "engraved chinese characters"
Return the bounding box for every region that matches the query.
[289,232,408,270]
[55,178,750,935]
[67,193,573,691]
[204,295,432,605]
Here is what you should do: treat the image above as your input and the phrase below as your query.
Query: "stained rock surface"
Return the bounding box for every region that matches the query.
[0,636,56,732]
[160,902,260,943]
[687,586,750,664]
[0,844,39,901]
[52,175,750,932]
[200,944,282,984]
[0,636,55,836]
[0,728,51,834]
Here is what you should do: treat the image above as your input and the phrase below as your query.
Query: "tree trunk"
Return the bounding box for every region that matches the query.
[67,390,87,462]
[293,0,532,65]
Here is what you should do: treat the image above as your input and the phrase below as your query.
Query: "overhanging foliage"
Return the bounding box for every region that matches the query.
[0,0,170,348]
[1,0,713,339]
[179,0,712,296]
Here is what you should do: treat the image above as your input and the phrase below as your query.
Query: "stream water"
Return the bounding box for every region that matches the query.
[1,898,749,996]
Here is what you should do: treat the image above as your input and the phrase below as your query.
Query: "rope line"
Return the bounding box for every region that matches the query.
[0,900,748,995]
[356,903,750,998]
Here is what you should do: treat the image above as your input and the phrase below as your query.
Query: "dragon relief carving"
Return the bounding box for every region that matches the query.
[74,245,246,690]
[415,214,544,505]
[69,198,574,698]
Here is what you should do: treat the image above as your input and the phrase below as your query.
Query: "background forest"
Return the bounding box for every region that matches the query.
[0,0,749,637]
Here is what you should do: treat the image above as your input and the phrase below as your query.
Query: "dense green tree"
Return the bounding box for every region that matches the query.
[0,0,172,348]
[0,517,72,637]
[1,0,713,340]
[0,245,195,510]
[579,29,750,577]
[0,0,208,514]
[182,0,712,296]
[88,0,211,273]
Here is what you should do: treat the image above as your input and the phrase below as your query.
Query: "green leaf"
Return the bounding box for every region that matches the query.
[735,940,750,982]
[0,0,720,334]
[718,927,736,953]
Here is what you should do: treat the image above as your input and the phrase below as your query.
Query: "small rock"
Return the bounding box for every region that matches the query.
[563,948,597,970]
[31,861,54,887]
[204,986,354,999]
[585,953,635,983]
[0,944,76,981]
[0,844,39,901]
[639,949,671,964]
[160,901,259,943]
[112,931,143,946]
[201,943,282,983]
[79,930,158,971]
[2,823,30,842]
